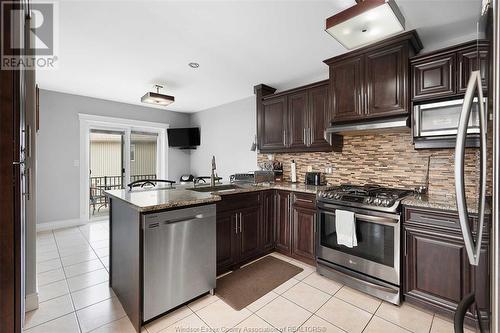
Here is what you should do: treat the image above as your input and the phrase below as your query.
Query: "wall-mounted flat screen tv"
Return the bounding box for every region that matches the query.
[167,128,200,148]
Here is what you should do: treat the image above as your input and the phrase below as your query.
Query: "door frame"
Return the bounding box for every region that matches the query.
[79,114,169,222]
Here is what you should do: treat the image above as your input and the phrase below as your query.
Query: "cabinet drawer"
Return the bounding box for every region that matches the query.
[217,192,261,212]
[405,208,460,230]
[292,192,316,209]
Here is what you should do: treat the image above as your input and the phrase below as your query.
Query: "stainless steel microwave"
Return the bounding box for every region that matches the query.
[413,97,487,148]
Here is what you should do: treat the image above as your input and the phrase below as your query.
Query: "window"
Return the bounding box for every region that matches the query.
[130,144,136,161]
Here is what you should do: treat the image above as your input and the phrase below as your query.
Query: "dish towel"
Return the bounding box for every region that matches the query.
[335,209,357,248]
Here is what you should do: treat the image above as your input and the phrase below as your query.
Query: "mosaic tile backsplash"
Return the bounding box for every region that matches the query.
[257,129,492,199]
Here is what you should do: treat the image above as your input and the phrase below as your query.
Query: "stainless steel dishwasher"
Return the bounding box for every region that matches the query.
[142,204,216,321]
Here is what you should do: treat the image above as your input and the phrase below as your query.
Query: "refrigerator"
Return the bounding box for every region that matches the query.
[454,0,499,332]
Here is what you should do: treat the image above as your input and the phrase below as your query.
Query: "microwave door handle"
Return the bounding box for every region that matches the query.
[455,70,486,266]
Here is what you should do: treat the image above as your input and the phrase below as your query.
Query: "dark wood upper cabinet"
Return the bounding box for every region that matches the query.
[365,45,408,117]
[325,30,422,123]
[412,54,455,101]
[288,91,308,150]
[403,207,490,326]
[255,81,338,153]
[410,40,490,102]
[260,96,287,151]
[457,46,489,94]
[308,84,331,149]
[329,56,364,122]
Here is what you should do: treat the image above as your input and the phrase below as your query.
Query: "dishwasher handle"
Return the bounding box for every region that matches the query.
[162,214,205,225]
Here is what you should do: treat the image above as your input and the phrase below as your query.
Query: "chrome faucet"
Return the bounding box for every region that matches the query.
[210,156,217,187]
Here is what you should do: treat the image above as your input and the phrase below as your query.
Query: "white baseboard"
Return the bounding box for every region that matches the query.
[25,293,39,312]
[37,218,87,232]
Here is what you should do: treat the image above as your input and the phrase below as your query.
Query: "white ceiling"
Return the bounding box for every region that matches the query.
[37,0,483,113]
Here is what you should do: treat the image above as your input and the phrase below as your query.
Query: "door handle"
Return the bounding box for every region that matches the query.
[455,70,486,266]
[239,213,242,233]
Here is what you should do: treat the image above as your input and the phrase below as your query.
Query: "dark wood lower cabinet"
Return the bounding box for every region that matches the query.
[291,205,316,265]
[216,189,318,274]
[239,206,261,261]
[275,191,292,255]
[403,207,490,327]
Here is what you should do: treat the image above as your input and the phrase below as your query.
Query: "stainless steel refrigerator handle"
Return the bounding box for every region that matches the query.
[455,70,487,266]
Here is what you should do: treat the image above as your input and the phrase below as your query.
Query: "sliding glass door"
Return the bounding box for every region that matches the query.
[130,132,158,183]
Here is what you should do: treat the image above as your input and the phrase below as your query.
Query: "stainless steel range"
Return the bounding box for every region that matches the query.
[316,184,412,304]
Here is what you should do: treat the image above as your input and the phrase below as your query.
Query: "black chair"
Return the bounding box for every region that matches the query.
[127,179,175,191]
[89,186,107,215]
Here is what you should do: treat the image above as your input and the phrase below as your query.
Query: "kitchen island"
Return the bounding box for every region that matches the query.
[105,186,223,332]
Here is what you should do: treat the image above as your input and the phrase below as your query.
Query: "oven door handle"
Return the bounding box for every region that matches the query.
[319,210,399,225]
[326,263,399,294]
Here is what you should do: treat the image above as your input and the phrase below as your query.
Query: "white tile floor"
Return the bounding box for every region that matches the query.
[30,221,478,333]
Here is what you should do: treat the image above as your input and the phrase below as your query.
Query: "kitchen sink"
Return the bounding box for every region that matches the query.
[188,184,240,192]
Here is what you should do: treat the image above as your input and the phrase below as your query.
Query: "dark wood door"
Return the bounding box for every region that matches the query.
[287,91,308,150]
[308,84,331,150]
[260,191,275,251]
[457,47,489,94]
[239,206,261,261]
[291,206,316,265]
[275,191,291,255]
[260,96,287,151]
[216,210,238,273]
[404,225,489,323]
[329,56,364,122]
[365,45,407,117]
[412,54,455,100]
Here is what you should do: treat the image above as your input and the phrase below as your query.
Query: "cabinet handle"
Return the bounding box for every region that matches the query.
[295,198,313,204]
[308,128,312,147]
[235,213,239,234]
[303,128,307,145]
[239,213,242,233]
[283,130,286,147]
[404,230,407,257]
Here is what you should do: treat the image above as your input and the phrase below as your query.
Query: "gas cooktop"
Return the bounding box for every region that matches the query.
[317,184,413,213]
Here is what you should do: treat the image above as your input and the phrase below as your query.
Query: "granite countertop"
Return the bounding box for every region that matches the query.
[105,186,221,212]
[105,182,326,212]
[402,194,491,215]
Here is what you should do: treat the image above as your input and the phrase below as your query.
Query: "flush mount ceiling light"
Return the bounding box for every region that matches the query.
[141,84,175,107]
[325,0,405,50]
[188,62,199,68]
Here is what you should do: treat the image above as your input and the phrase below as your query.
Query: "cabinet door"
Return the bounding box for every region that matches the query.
[457,47,489,94]
[365,45,407,117]
[308,84,332,150]
[404,227,469,309]
[275,191,291,255]
[260,191,275,251]
[329,56,364,122]
[239,206,261,261]
[216,210,238,274]
[259,96,287,151]
[412,54,455,100]
[288,91,308,150]
[292,205,316,265]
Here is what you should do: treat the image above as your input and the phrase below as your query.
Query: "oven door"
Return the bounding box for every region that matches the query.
[316,202,400,285]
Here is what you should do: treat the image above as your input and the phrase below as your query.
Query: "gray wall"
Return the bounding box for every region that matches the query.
[190,96,258,181]
[37,90,191,224]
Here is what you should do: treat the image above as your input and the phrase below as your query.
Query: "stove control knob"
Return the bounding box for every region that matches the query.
[318,191,323,197]
[365,197,373,204]
[333,193,341,199]
[373,198,381,205]
[328,193,335,199]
